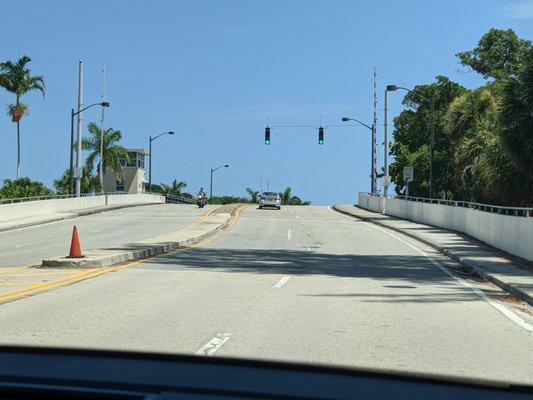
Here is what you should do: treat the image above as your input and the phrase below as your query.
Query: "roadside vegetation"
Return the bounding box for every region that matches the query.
[0,178,52,199]
[389,29,532,206]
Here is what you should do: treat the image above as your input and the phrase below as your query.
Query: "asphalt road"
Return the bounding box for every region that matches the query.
[0,206,531,384]
[0,204,213,268]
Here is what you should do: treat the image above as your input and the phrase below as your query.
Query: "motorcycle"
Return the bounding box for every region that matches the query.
[197,194,207,208]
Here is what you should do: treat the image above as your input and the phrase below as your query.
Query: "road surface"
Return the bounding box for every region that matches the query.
[0,206,531,384]
[0,204,213,268]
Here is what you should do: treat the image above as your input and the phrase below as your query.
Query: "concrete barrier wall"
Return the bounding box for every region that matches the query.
[0,193,165,223]
[358,194,533,261]
[357,192,384,213]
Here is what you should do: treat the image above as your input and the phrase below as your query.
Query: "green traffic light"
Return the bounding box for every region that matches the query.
[265,140,270,145]
[318,139,324,145]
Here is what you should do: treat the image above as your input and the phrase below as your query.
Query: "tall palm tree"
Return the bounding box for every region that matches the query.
[160,180,187,196]
[81,122,130,175]
[499,48,533,181]
[246,187,259,203]
[282,187,292,205]
[0,56,45,178]
[54,168,102,195]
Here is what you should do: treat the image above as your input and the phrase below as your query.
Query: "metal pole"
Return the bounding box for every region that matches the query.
[75,60,84,197]
[99,65,106,188]
[429,96,435,198]
[209,169,214,203]
[371,123,377,194]
[383,89,389,198]
[148,137,152,191]
[69,108,75,195]
[372,67,377,194]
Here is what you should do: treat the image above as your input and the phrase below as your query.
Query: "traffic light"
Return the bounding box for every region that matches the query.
[264,127,271,145]
[318,127,324,145]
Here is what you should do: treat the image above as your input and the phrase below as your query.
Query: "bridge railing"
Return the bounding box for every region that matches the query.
[394,195,532,218]
[163,194,197,204]
[0,191,148,205]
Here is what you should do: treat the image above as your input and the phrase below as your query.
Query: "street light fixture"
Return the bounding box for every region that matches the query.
[210,164,229,203]
[386,85,435,198]
[148,131,174,191]
[70,101,110,195]
[341,117,377,194]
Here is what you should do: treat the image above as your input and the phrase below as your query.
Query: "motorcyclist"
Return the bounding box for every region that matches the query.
[198,187,206,199]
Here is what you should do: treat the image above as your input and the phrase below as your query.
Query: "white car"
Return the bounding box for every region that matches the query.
[259,192,281,210]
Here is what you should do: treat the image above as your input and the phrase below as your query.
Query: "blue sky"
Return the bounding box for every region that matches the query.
[1,0,531,204]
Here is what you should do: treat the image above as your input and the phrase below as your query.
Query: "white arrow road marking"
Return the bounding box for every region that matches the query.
[195,334,231,356]
[274,276,291,288]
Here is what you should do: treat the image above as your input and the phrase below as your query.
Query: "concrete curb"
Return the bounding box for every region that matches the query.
[0,202,162,233]
[42,204,242,269]
[332,205,533,306]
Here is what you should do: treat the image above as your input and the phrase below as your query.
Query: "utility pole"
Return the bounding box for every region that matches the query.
[99,65,106,189]
[74,60,84,197]
[371,67,378,194]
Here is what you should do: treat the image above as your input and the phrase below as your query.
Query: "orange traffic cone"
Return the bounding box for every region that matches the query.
[67,225,84,258]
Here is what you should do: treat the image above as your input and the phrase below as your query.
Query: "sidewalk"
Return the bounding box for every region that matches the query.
[333,204,533,306]
[0,203,159,232]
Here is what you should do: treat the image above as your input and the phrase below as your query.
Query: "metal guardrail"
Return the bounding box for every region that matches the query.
[163,194,197,204]
[0,191,162,205]
[392,194,532,217]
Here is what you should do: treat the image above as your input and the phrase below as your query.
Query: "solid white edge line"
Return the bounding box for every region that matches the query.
[195,334,231,356]
[274,276,291,288]
[328,206,533,333]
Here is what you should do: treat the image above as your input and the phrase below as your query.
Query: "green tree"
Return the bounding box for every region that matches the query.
[456,28,532,80]
[81,123,130,174]
[54,168,102,195]
[389,76,466,198]
[499,48,533,182]
[280,186,310,206]
[246,187,259,203]
[0,56,45,179]
[0,178,52,199]
[210,195,248,205]
[443,86,500,200]
[159,180,187,196]
[282,187,292,205]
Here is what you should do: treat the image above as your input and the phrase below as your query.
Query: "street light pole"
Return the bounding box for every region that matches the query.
[69,108,75,194]
[75,60,84,197]
[341,116,376,194]
[69,102,110,196]
[209,168,214,201]
[148,131,174,192]
[429,97,435,198]
[149,136,152,191]
[387,85,435,198]
[383,88,390,198]
[209,164,229,203]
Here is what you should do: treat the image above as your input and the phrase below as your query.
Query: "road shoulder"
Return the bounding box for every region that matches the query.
[332,204,533,306]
